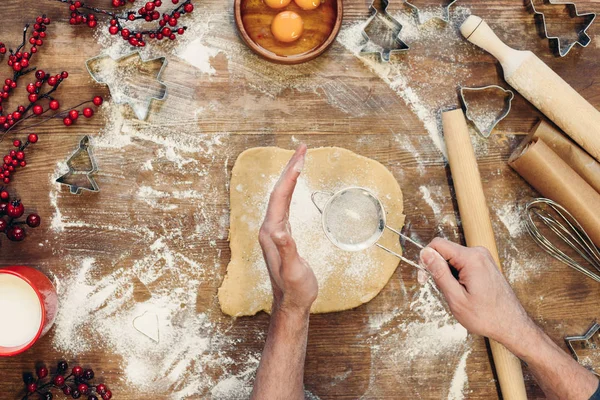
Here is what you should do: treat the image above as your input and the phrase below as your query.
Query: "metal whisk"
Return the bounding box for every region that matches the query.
[525,198,600,283]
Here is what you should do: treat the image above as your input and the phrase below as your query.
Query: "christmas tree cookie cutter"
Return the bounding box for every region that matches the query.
[85,51,168,120]
[56,136,99,195]
[529,0,596,57]
[459,85,514,138]
[565,322,600,376]
[360,0,409,62]
[405,0,457,24]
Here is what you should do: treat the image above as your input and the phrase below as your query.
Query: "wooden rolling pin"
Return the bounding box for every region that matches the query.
[442,109,527,400]
[460,15,600,162]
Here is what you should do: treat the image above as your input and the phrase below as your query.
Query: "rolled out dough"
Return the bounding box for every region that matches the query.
[218,147,405,316]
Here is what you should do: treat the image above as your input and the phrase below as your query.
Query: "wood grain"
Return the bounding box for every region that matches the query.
[0,0,598,399]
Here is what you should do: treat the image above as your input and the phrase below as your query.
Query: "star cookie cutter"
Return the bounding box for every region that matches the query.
[529,0,596,57]
[565,322,600,376]
[405,0,457,24]
[86,51,168,120]
[360,0,409,62]
[56,135,99,195]
[459,85,514,138]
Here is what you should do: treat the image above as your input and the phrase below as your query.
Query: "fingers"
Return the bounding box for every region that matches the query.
[265,144,307,223]
[427,237,471,271]
[420,247,466,302]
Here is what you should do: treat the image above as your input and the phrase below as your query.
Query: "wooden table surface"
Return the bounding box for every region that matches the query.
[1,0,599,399]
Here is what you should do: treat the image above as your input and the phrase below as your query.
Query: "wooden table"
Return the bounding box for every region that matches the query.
[0,0,599,398]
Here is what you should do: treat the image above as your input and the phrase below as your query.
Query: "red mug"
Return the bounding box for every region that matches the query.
[0,266,58,356]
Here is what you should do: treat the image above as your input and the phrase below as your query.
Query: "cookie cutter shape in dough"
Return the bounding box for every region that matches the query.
[565,322,600,376]
[86,51,168,120]
[311,187,426,272]
[360,0,409,62]
[530,0,596,57]
[459,85,514,138]
[56,136,99,195]
[405,0,457,24]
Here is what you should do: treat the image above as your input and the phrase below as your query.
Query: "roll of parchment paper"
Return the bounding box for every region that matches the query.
[518,120,600,194]
[509,139,600,247]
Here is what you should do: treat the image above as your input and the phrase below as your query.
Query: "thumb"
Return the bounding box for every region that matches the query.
[420,247,465,301]
[271,230,301,267]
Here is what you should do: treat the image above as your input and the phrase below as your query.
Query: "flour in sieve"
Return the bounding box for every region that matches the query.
[323,188,384,250]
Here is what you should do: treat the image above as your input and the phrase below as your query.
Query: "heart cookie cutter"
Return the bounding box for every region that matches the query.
[360,0,409,62]
[529,0,596,57]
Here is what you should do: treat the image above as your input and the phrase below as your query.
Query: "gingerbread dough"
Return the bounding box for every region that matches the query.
[218,147,405,316]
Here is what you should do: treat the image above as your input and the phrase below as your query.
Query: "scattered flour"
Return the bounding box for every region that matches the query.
[419,185,442,217]
[496,203,526,238]
[448,349,472,400]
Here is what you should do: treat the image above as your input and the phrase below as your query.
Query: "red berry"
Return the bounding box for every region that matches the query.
[63,117,73,126]
[83,107,94,118]
[35,70,46,80]
[93,96,103,106]
[49,100,60,110]
[88,20,97,28]
[15,151,24,160]
[145,1,155,10]
[63,386,72,395]
[184,3,193,12]
[13,140,21,147]
[21,59,29,68]
[169,33,176,40]
[77,383,88,394]
[28,93,38,103]
[27,383,37,393]
[102,391,112,400]
[96,384,107,394]
[177,28,185,34]
[162,27,171,36]
[121,28,130,38]
[33,105,43,115]
[28,133,38,143]
[69,110,79,120]
[3,156,11,164]
[47,76,57,86]
[3,178,9,184]
[37,366,48,378]
[0,191,8,201]
[20,161,26,167]
[0,219,7,232]
[26,83,36,93]
[109,26,119,35]
[7,226,25,241]
[0,203,6,214]
[129,37,138,46]
[169,17,177,26]
[53,374,65,386]
[61,71,69,79]
[7,201,24,218]
[128,13,136,21]
[72,366,83,377]
[112,0,121,6]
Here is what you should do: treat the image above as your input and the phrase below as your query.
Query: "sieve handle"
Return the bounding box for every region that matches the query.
[311,191,333,214]
[375,243,428,272]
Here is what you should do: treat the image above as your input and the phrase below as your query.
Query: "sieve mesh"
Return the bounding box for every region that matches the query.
[322,188,385,251]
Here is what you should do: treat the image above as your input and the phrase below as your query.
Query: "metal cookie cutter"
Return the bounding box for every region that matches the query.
[459,85,514,138]
[530,0,596,57]
[86,51,168,120]
[311,187,426,272]
[360,0,409,62]
[405,0,457,24]
[565,322,600,376]
[56,136,99,195]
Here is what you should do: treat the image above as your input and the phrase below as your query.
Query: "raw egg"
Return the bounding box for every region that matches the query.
[271,11,304,43]
[294,0,320,10]
[263,0,291,9]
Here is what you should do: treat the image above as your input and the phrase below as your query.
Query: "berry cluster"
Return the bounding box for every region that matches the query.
[22,361,112,400]
[58,0,193,47]
[7,17,51,74]
[0,43,6,55]
[0,195,40,242]
[1,133,38,185]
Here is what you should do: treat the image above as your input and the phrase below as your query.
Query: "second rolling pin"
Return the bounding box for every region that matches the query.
[443,109,527,400]
[460,15,600,162]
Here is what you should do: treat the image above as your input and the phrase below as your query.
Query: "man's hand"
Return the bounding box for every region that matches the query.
[251,145,318,400]
[420,238,600,399]
[258,144,318,315]
[419,238,534,347]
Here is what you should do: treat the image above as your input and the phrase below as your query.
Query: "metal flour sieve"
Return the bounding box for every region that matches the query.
[311,187,426,272]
